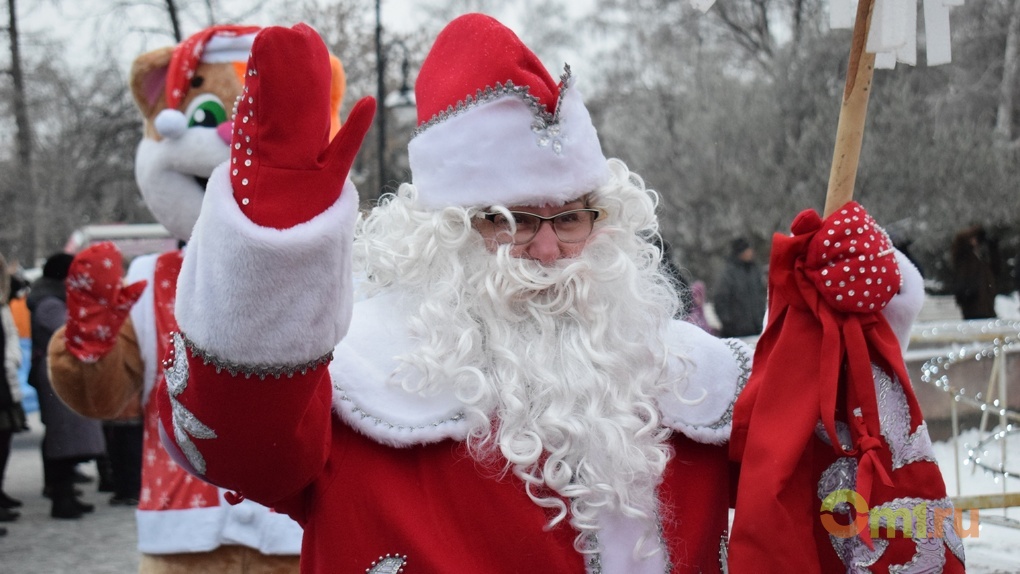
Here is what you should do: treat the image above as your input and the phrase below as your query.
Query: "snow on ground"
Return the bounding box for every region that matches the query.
[923,292,1020,572]
[933,427,1020,573]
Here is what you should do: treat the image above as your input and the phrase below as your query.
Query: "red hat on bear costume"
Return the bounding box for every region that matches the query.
[165,24,260,110]
[408,13,610,210]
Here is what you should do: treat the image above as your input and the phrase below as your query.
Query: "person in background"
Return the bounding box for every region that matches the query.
[7,263,31,365]
[654,236,692,318]
[712,236,766,338]
[889,229,924,278]
[27,252,105,519]
[0,253,28,531]
[101,389,143,506]
[951,225,1001,320]
[8,264,34,419]
[685,280,715,334]
[1014,243,1020,314]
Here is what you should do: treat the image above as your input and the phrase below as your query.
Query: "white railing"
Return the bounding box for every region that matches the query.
[914,319,1020,526]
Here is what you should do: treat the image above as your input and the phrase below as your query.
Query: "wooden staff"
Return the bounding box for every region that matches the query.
[823,0,878,218]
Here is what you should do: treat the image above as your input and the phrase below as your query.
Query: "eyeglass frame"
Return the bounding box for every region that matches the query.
[477,207,606,245]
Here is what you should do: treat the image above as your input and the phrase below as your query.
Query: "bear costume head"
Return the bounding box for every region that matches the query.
[128,25,347,241]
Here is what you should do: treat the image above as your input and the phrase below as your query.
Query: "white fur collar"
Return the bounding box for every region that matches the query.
[329,296,749,448]
[329,292,473,447]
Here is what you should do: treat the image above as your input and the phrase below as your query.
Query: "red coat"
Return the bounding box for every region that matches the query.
[158,334,737,573]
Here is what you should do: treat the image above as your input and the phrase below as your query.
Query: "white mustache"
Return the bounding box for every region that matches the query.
[479,234,625,316]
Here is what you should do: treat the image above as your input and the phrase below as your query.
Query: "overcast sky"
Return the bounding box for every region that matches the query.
[15,0,597,78]
[15,0,427,72]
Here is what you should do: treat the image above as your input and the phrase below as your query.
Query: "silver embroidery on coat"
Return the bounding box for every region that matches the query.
[817,457,858,512]
[412,67,573,144]
[832,537,889,573]
[332,384,466,433]
[165,332,217,475]
[581,510,674,573]
[367,554,406,573]
[719,534,729,574]
[818,454,965,572]
[584,531,602,574]
[942,509,966,564]
[873,364,937,470]
[818,456,889,569]
[888,538,946,574]
[870,496,964,572]
[695,339,751,431]
[815,368,964,573]
[657,509,673,573]
[814,419,853,450]
[180,332,332,380]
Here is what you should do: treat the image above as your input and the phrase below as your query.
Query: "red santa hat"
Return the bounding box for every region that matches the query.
[165,24,261,110]
[408,13,610,210]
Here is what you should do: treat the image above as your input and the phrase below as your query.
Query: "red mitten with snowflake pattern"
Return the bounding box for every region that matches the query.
[64,242,147,363]
[229,23,376,229]
[796,201,901,314]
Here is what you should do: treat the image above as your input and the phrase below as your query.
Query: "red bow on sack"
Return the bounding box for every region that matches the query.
[727,203,957,573]
[64,242,147,363]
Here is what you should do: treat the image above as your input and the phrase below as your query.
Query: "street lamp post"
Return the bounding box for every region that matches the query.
[375,0,416,198]
[375,0,387,196]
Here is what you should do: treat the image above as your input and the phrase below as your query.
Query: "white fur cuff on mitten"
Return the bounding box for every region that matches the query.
[175,164,359,366]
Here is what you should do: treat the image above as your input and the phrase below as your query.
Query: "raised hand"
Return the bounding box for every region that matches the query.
[796,201,901,314]
[228,23,376,229]
[64,242,147,362]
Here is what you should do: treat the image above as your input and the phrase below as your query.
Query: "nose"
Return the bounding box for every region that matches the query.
[216,120,234,145]
[522,220,563,265]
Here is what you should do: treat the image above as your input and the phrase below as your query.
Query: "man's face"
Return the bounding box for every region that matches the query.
[474,199,593,265]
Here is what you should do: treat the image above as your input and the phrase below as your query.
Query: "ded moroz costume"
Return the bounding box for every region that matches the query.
[156,14,955,574]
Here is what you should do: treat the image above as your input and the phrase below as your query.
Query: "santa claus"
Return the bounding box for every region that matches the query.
[156,14,959,574]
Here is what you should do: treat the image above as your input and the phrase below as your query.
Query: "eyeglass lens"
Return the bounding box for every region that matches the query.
[489,209,599,244]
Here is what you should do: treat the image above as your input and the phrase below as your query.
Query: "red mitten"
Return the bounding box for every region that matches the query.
[64,242,147,363]
[799,201,901,313]
[229,23,377,229]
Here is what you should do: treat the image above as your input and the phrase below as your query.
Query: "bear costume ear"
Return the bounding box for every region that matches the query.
[327,53,346,138]
[130,47,173,121]
[127,29,345,133]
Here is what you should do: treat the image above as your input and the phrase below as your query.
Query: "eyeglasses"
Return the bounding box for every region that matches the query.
[479,208,604,245]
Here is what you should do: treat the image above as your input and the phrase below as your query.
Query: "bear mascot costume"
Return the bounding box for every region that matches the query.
[47,24,347,573]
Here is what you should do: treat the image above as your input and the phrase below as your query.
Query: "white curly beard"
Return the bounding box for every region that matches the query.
[355,160,686,554]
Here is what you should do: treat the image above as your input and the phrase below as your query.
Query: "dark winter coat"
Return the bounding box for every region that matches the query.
[0,304,27,433]
[26,277,105,460]
[713,258,767,338]
[951,227,999,320]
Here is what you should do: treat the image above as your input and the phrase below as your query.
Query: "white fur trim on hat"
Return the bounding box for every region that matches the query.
[408,81,610,210]
[202,33,257,64]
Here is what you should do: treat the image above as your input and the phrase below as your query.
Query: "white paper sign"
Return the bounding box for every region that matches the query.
[924,0,954,65]
[690,0,718,13]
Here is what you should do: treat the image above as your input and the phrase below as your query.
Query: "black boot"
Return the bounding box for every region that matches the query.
[0,492,22,509]
[42,485,82,498]
[50,460,87,519]
[74,498,95,513]
[96,456,115,493]
[50,488,84,520]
